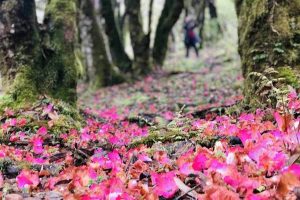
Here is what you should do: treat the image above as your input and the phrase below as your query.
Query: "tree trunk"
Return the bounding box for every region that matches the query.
[82,0,123,89]
[207,0,218,18]
[115,0,122,32]
[0,0,81,106]
[0,0,82,108]
[152,0,184,67]
[40,0,81,103]
[126,0,151,76]
[206,0,222,38]
[184,0,192,17]
[236,0,300,107]
[0,0,40,105]
[79,0,92,83]
[101,0,132,74]
[194,0,206,48]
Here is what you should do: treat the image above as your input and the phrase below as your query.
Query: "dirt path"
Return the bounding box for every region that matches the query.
[78,45,243,121]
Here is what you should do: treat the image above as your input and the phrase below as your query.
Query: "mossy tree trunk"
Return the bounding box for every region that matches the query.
[0,0,40,105]
[41,0,81,103]
[101,0,132,74]
[81,0,123,89]
[152,0,184,67]
[126,0,151,76]
[0,0,82,108]
[236,0,300,106]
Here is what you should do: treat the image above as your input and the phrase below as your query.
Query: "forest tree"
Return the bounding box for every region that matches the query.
[0,0,81,107]
[236,0,300,107]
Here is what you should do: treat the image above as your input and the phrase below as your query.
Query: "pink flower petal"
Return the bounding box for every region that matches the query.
[37,126,47,136]
[151,171,178,198]
[192,153,208,171]
[16,170,39,189]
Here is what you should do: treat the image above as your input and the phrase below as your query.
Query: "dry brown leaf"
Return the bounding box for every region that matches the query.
[277,172,300,198]
[48,111,59,120]
[286,153,300,167]
[204,186,240,200]
[48,120,55,128]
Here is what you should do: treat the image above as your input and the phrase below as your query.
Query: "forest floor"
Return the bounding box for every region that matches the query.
[1,44,300,199]
[78,43,243,120]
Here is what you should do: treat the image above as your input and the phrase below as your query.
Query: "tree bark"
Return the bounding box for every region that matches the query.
[208,0,222,33]
[40,0,81,103]
[79,0,92,83]
[184,0,192,17]
[194,0,206,48]
[236,0,300,107]
[152,0,184,66]
[81,0,123,89]
[126,0,151,76]
[207,0,218,19]
[101,0,132,73]
[0,0,83,108]
[0,0,41,104]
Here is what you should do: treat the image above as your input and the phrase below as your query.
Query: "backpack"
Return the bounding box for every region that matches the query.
[188,30,195,39]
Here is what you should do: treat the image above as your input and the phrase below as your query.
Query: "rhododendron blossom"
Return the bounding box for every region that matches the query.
[37,126,47,135]
[16,170,39,189]
[193,152,209,171]
[31,136,44,154]
[151,171,178,198]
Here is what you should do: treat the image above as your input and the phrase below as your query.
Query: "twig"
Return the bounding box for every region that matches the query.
[125,154,135,173]
[175,184,201,200]
[76,149,89,158]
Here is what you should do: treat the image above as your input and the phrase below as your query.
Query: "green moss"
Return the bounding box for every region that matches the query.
[277,66,300,88]
[273,6,292,38]
[49,115,82,137]
[0,95,25,113]
[0,65,39,112]
[45,0,77,25]
[54,99,82,121]
[1,97,83,139]
[128,129,196,149]
[10,67,38,100]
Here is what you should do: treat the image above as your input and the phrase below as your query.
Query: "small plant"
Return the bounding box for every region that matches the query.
[247,67,287,107]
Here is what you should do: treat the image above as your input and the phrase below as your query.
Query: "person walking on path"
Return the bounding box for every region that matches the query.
[184,17,200,58]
